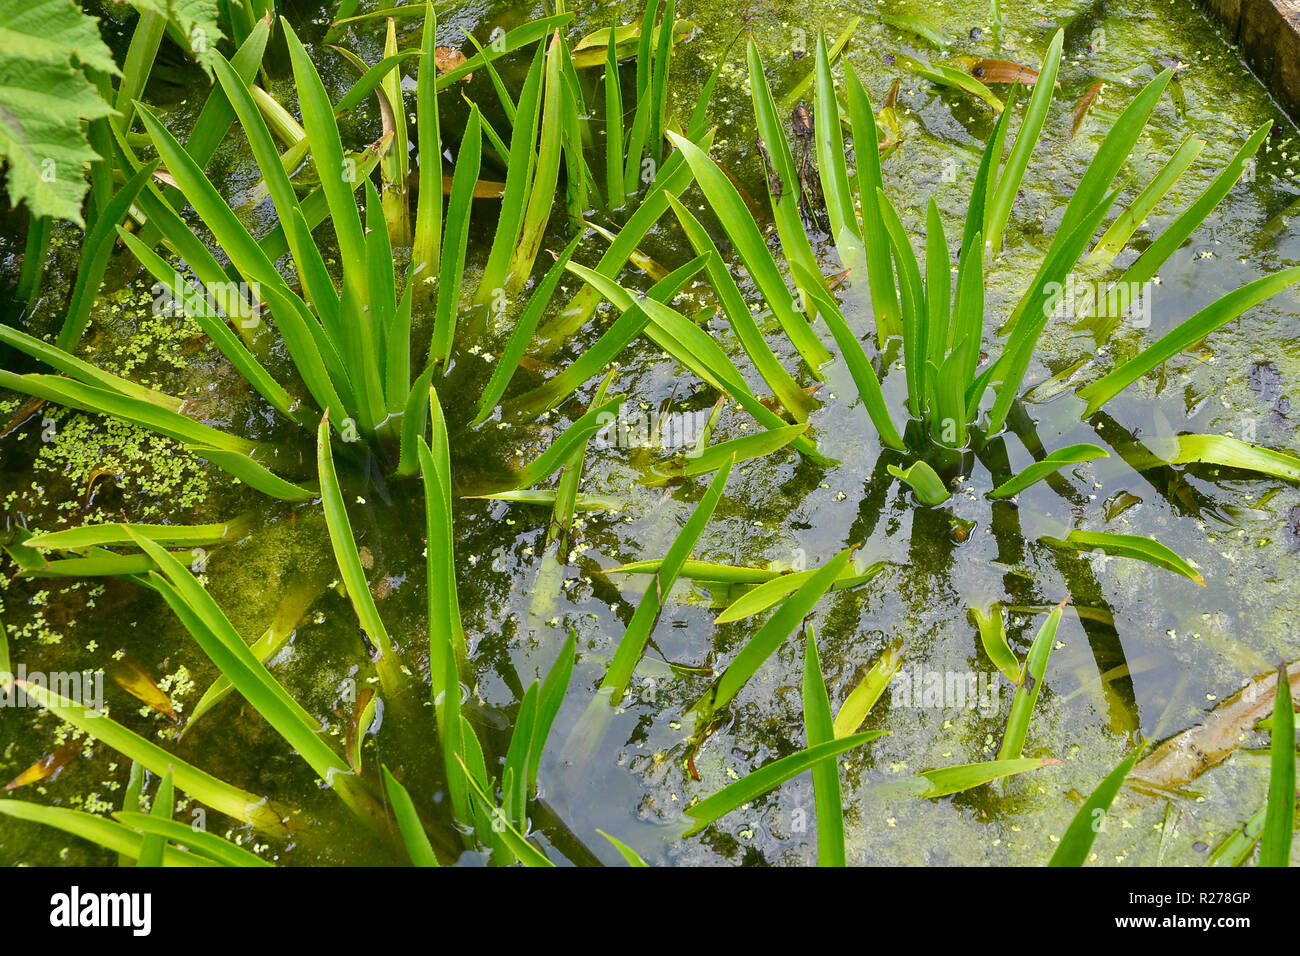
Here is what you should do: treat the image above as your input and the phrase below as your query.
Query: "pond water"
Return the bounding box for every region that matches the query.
[1,0,1298,865]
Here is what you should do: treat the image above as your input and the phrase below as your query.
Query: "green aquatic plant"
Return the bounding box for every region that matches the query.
[650,29,1300,467]
[3,4,718,499]
[4,3,1299,870]
[552,24,1300,850]
[0,2,842,866]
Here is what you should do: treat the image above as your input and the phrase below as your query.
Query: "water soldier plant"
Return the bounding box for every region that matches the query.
[558,25,1300,841]
[0,3,1297,868]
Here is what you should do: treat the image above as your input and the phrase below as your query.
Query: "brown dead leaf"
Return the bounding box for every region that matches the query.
[5,742,81,790]
[435,47,470,80]
[959,57,1041,86]
[110,660,179,722]
[882,77,901,111]
[1131,660,1300,792]
[441,174,506,199]
[344,688,376,773]
[515,355,555,373]
[1072,80,1104,137]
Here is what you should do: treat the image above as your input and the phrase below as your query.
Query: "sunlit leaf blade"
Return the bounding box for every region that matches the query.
[663,129,831,372]
[135,763,172,868]
[1093,121,1272,330]
[7,676,286,835]
[413,3,443,290]
[1209,805,1268,867]
[118,811,271,868]
[788,258,903,449]
[317,417,402,701]
[597,829,649,866]
[1078,267,1300,417]
[844,64,900,340]
[694,547,855,722]
[283,19,367,290]
[0,310,171,410]
[642,425,808,485]
[187,447,316,502]
[813,31,856,248]
[497,396,626,491]
[716,560,886,625]
[456,756,554,867]
[613,559,782,584]
[1087,134,1205,266]
[907,757,1059,798]
[0,800,215,866]
[1120,433,1300,483]
[434,14,574,89]
[971,604,1020,683]
[471,234,583,427]
[431,104,482,365]
[666,193,814,421]
[903,55,1003,111]
[984,30,1062,254]
[832,637,904,738]
[562,261,825,462]
[395,363,437,478]
[0,371,256,456]
[114,229,298,420]
[505,32,564,296]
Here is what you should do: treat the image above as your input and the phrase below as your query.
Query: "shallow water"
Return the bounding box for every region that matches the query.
[1,0,1298,865]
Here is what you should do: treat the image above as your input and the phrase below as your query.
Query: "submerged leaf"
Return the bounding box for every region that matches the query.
[1132,662,1300,792]
[110,659,178,722]
[4,742,80,791]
